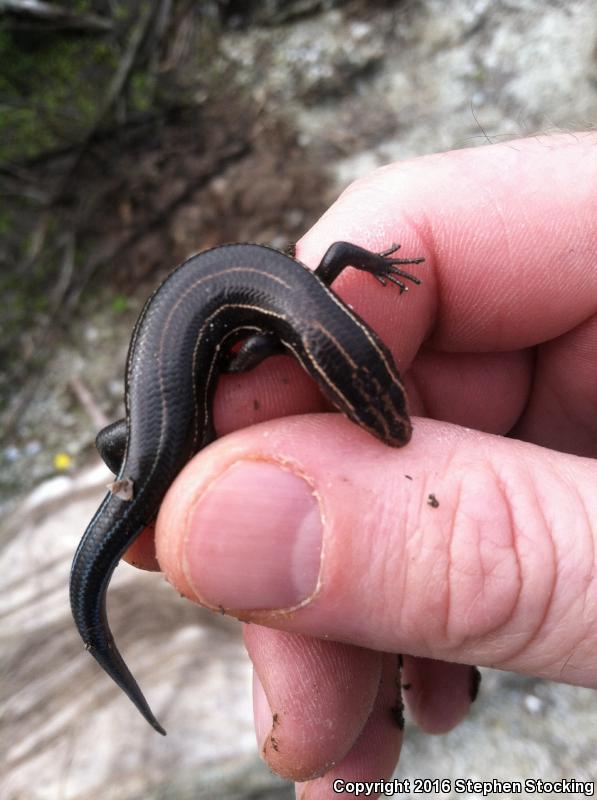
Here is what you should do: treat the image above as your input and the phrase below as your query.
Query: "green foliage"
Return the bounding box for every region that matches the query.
[111,294,130,313]
[0,23,117,163]
[0,208,12,236]
[129,71,153,113]
[0,205,59,350]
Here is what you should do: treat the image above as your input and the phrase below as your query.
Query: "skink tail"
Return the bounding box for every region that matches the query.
[87,637,167,735]
[70,500,166,735]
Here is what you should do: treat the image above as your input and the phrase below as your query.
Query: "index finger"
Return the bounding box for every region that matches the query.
[298,132,597,354]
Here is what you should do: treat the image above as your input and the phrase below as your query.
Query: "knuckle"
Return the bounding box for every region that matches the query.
[398,459,563,662]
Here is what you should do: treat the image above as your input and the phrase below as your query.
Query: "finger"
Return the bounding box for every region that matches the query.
[409,348,532,434]
[132,132,597,571]
[127,133,597,570]
[512,313,597,456]
[248,622,473,780]
[123,523,159,570]
[299,132,597,353]
[245,626,382,781]
[294,653,404,799]
[298,132,597,449]
[401,656,480,734]
[156,414,597,687]
[122,357,320,570]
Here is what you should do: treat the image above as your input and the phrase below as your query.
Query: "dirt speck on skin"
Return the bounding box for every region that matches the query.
[427,493,439,508]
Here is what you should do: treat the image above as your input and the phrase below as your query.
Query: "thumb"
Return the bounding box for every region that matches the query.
[156,414,597,687]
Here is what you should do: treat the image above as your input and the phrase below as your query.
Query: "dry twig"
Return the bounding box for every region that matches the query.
[0,0,113,33]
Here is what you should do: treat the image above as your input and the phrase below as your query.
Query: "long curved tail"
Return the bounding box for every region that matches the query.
[70,494,166,735]
[85,628,166,735]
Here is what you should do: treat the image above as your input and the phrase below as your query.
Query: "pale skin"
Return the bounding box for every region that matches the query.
[127,133,597,798]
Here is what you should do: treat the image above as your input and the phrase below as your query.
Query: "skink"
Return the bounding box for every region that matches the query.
[70,240,423,735]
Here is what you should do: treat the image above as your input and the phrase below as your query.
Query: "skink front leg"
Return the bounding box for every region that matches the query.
[315,241,424,291]
[227,242,425,374]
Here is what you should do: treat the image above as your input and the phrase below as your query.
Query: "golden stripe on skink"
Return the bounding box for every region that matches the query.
[309,320,359,370]
[319,284,404,391]
[297,337,358,417]
[280,337,358,420]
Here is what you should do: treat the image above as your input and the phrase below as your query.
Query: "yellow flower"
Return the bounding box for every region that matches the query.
[53,452,72,470]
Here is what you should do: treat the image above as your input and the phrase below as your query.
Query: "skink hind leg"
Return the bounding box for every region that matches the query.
[96,418,127,474]
[223,330,286,373]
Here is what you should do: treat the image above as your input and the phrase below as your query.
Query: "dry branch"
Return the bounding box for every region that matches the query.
[0,0,113,33]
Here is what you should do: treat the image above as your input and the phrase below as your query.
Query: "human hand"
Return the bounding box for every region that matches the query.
[150,133,595,797]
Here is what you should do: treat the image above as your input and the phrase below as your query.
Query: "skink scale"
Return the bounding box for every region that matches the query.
[70,241,423,734]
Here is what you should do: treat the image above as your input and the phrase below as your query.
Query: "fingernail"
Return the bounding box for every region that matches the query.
[184,461,323,611]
